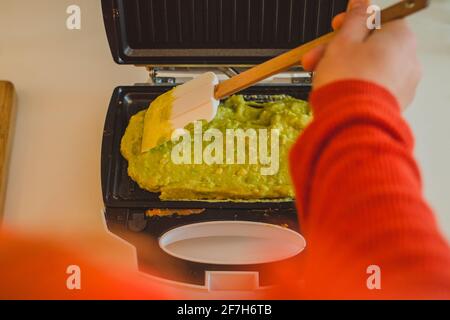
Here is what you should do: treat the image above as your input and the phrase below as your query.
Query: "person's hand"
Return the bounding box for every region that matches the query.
[302,0,422,110]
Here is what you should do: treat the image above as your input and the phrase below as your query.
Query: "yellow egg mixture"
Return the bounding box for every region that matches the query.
[121,94,312,201]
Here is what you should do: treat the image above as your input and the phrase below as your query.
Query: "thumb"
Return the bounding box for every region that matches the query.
[335,0,371,43]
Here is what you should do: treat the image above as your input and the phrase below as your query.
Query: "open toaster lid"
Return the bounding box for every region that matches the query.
[102,0,348,65]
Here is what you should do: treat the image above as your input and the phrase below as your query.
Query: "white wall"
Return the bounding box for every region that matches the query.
[1,0,147,235]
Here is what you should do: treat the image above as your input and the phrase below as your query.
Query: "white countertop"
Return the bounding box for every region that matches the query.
[1,0,449,250]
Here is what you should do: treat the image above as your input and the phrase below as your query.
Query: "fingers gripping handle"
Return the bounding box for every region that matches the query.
[214,0,429,100]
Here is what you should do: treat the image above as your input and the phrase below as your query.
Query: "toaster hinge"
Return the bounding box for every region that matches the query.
[147,66,231,85]
[146,66,313,86]
[148,67,175,85]
[293,72,314,86]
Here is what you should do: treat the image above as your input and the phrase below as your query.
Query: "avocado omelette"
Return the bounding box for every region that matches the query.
[121,94,312,201]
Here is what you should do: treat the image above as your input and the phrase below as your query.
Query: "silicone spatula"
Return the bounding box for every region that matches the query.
[141,0,428,152]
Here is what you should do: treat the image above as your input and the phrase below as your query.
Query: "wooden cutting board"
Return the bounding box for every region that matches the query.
[0,81,15,221]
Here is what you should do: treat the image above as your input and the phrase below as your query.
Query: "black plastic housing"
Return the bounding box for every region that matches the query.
[102,0,348,65]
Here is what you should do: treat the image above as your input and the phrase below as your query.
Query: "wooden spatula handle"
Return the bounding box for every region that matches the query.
[214,0,429,100]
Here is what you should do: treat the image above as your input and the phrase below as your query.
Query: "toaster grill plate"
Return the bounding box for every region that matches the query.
[101,85,311,210]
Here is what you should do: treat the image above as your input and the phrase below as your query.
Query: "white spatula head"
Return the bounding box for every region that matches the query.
[141,72,219,152]
[171,72,220,128]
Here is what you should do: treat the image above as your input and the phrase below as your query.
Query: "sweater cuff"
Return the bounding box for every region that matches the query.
[309,80,401,116]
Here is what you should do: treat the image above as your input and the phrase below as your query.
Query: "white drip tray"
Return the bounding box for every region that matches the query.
[159,221,306,265]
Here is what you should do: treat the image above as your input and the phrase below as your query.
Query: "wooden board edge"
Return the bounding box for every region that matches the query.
[0,81,17,223]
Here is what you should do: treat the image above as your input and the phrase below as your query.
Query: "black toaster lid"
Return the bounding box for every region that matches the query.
[102,0,348,65]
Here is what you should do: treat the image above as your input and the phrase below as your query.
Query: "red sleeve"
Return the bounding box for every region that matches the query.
[289,80,450,299]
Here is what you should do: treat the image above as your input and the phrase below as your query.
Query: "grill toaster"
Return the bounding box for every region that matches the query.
[101,0,348,285]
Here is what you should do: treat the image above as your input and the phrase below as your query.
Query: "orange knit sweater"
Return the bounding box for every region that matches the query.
[289,80,450,299]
